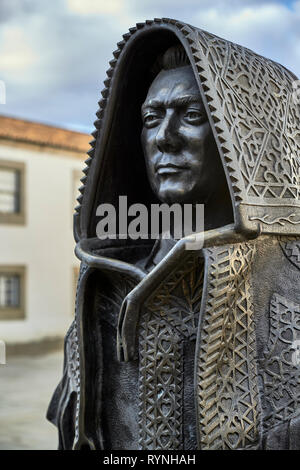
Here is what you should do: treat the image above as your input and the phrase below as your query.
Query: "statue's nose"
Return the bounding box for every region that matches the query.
[156,111,182,153]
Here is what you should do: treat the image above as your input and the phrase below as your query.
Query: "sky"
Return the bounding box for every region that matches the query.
[0,0,299,134]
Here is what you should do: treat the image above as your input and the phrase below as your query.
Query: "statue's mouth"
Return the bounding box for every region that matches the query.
[156,163,189,175]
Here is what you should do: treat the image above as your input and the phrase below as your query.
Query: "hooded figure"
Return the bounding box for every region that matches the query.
[47,18,300,450]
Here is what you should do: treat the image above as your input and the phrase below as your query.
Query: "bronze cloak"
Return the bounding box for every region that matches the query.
[47,18,300,450]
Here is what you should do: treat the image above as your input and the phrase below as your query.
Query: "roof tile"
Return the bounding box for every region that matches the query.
[0,115,90,153]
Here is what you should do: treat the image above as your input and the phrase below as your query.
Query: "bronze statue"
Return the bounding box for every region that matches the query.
[47,18,300,450]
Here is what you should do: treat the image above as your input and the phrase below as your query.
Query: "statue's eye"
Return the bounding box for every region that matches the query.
[143,113,161,127]
[184,110,205,124]
[145,115,156,122]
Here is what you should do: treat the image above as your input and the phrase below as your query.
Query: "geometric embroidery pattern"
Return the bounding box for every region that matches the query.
[280,239,300,271]
[196,243,261,449]
[179,26,300,206]
[138,318,183,450]
[260,293,300,431]
[138,256,203,449]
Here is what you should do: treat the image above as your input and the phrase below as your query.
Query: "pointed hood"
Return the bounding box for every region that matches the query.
[74,18,300,244]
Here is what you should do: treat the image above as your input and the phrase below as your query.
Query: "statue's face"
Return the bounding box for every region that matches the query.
[141,65,221,204]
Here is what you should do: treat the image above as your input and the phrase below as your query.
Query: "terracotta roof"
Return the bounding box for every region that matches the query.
[0,115,90,153]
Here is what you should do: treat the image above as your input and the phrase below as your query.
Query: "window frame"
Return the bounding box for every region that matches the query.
[0,159,26,225]
[0,265,26,320]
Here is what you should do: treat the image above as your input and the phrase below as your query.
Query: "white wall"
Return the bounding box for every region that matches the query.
[0,142,83,343]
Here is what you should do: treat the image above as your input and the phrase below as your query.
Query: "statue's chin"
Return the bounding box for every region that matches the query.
[157,187,193,205]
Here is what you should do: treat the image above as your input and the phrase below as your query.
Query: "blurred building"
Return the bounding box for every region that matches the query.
[0,116,89,354]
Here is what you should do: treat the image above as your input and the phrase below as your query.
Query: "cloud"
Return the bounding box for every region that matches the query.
[67,0,125,16]
[0,0,299,134]
[0,26,38,74]
[0,0,37,23]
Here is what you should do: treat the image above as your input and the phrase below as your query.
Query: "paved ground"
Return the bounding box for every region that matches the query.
[0,350,64,450]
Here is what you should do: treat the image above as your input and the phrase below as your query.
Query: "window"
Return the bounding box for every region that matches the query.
[0,266,26,320]
[0,160,25,224]
[0,168,20,213]
[0,274,20,307]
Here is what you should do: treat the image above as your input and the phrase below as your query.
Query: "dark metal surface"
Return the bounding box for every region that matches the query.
[47,18,300,450]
